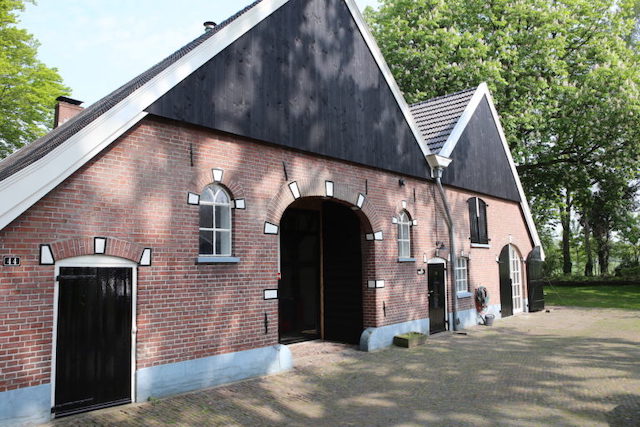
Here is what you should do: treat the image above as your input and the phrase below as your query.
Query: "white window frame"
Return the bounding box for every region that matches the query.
[199,185,232,256]
[398,211,411,258]
[455,257,469,293]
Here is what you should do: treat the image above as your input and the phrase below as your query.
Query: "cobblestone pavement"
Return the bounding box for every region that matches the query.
[48,307,640,426]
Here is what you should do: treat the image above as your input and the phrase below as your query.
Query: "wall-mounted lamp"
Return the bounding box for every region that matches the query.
[399,178,405,186]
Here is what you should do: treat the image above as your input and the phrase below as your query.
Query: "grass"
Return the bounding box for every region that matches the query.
[544,284,640,310]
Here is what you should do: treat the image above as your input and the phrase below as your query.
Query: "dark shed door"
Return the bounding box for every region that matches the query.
[428,263,446,334]
[55,267,132,417]
[322,202,363,344]
[499,246,513,317]
[527,246,545,312]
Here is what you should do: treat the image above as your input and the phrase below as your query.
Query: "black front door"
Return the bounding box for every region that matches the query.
[323,202,363,344]
[428,263,446,333]
[499,246,513,317]
[55,267,133,417]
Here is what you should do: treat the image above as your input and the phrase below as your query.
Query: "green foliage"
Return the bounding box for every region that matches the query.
[366,0,640,274]
[544,284,640,310]
[0,0,69,159]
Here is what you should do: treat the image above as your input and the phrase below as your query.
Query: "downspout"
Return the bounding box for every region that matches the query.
[426,154,459,331]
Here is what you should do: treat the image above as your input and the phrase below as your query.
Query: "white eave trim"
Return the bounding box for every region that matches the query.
[483,88,543,257]
[343,0,432,158]
[438,83,488,159]
[437,82,542,255]
[0,0,291,231]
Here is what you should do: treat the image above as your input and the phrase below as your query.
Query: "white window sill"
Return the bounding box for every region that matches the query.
[197,256,241,264]
[470,243,491,249]
[456,291,473,299]
[398,257,416,263]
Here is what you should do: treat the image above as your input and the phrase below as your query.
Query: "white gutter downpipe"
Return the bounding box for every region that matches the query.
[426,154,459,331]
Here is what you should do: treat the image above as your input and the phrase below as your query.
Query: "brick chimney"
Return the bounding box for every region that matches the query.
[54,96,84,128]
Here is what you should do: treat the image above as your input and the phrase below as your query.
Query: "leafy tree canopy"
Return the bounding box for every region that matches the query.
[365,0,640,190]
[0,0,69,159]
[365,0,640,265]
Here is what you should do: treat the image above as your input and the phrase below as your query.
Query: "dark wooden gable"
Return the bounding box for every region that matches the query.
[146,0,428,178]
[442,96,521,202]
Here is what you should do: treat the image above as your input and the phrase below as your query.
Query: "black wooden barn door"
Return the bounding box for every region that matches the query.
[498,246,513,317]
[322,202,363,344]
[55,267,132,417]
[428,263,447,334]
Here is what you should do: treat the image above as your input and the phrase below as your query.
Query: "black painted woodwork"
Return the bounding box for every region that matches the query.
[428,263,446,334]
[146,0,428,179]
[278,208,321,344]
[467,197,489,244]
[526,246,545,312]
[55,267,132,417]
[498,246,513,317]
[443,97,521,202]
[322,202,363,344]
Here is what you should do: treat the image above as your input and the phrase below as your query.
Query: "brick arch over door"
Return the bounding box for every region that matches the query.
[266,179,382,232]
[50,237,144,263]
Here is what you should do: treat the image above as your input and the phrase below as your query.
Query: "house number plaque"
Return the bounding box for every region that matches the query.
[4,257,20,266]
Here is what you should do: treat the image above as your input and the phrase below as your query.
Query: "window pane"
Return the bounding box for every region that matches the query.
[400,241,410,258]
[200,187,215,203]
[215,231,231,255]
[215,205,231,229]
[199,230,214,254]
[215,189,229,204]
[200,205,213,228]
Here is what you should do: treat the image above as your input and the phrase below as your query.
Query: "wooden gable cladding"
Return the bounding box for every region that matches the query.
[442,97,521,202]
[146,0,428,179]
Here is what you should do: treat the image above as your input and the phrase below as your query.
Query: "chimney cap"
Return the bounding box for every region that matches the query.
[203,21,217,31]
[56,96,83,106]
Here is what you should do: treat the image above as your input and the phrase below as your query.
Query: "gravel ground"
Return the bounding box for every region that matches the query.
[47,307,640,426]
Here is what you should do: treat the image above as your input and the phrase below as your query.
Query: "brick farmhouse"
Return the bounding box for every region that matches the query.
[0,0,543,423]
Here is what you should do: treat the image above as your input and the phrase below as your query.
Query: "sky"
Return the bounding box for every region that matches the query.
[18,0,380,106]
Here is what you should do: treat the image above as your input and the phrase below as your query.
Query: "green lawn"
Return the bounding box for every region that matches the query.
[544,284,640,310]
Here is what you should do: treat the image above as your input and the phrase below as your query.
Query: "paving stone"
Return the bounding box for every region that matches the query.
[46,307,640,426]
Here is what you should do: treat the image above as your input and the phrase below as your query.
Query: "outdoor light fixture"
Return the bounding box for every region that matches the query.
[399,178,405,186]
[94,237,107,254]
[356,193,365,208]
[212,168,224,182]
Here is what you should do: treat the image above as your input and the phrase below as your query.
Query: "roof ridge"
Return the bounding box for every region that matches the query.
[409,86,478,108]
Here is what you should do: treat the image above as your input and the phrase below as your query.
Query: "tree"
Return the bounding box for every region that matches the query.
[365,0,640,262]
[0,0,69,159]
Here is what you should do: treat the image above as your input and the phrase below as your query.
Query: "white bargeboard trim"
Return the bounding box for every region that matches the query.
[436,83,543,256]
[0,0,291,231]
[342,0,432,159]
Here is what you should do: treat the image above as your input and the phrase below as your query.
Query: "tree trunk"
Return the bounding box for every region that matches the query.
[583,216,593,277]
[561,193,572,275]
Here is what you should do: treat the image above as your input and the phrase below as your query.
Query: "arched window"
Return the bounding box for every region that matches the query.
[398,211,411,258]
[467,197,488,244]
[199,185,232,256]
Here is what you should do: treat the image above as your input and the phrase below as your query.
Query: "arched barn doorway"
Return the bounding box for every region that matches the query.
[499,244,525,317]
[279,198,365,345]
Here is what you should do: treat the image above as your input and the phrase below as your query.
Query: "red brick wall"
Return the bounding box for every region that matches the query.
[0,115,534,392]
